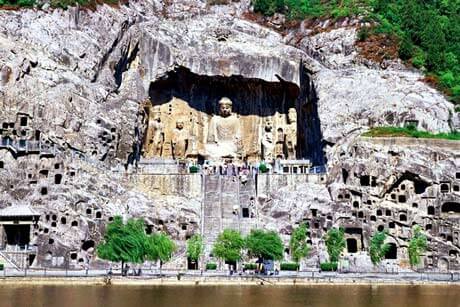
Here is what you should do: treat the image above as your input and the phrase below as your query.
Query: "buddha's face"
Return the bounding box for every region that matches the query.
[265,119,273,131]
[219,102,232,117]
[176,120,184,130]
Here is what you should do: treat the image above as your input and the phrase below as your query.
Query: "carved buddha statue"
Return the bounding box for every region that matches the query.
[261,117,275,162]
[205,97,242,160]
[145,107,164,158]
[286,107,297,159]
[171,119,189,160]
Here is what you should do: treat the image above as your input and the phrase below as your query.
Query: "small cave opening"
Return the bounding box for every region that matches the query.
[389,222,395,228]
[96,211,102,219]
[385,243,397,259]
[54,174,63,185]
[81,240,95,251]
[71,220,78,227]
[428,206,435,215]
[399,214,407,222]
[440,183,450,193]
[60,217,66,225]
[70,253,78,260]
[346,238,358,253]
[40,187,48,196]
[242,207,250,218]
[441,202,460,214]
[136,66,325,166]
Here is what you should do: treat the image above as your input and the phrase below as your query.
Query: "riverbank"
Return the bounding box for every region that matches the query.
[1,274,460,286]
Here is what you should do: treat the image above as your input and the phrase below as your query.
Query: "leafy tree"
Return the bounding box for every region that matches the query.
[187,234,204,265]
[97,216,148,270]
[408,225,427,268]
[146,232,176,267]
[324,227,346,263]
[246,229,284,261]
[369,231,390,265]
[289,223,310,264]
[212,229,245,263]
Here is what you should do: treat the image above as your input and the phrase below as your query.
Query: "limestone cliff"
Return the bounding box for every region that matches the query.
[0,0,458,271]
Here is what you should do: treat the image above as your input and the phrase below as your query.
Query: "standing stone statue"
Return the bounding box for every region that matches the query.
[274,127,285,159]
[171,119,189,160]
[206,97,242,160]
[145,106,164,158]
[286,107,297,159]
[261,117,275,162]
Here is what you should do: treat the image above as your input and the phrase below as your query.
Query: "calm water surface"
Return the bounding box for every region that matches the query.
[0,284,459,307]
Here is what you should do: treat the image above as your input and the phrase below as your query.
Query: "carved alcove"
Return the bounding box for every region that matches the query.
[144,67,301,163]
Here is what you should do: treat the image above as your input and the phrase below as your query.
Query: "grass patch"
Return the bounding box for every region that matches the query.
[363,127,460,141]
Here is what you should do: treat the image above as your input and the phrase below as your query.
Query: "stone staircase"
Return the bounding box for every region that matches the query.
[201,175,259,258]
[202,175,222,256]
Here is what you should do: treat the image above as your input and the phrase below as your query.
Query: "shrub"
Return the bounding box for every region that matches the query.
[357,27,370,42]
[189,165,199,173]
[0,263,3,271]
[320,262,337,271]
[411,51,426,69]
[440,71,456,88]
[280,262,299,271]
[206,262,217,270]
[259,163,268,173]
[243,263,257,270]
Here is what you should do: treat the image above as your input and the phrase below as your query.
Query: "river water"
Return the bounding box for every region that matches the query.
[0,284,459,307]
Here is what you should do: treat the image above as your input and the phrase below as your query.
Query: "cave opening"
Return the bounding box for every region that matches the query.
[346,238,358,253]
[441,202,460,214]
[139,66,325,166]
[3,225,30,247]
[385,243,397,259]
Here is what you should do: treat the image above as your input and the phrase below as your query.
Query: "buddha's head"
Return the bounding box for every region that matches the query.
[218,97,233,118]
[176,120,184,130]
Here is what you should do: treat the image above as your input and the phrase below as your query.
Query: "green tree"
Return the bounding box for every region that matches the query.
[289,223,310,264]
[369,231,390,265]
[97,216,148,271]
[324,227,346,263]
[146,232,176,268]
[246,229,284,261]
[408,225,427,268]
[212,229,245,264]
[187,234,204,268]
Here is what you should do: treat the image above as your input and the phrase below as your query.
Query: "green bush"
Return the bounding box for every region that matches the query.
[280,262,299,271]
[258,163,268,173]
[243,263,257,270]
[320,262,337,271]
[205,262,217,270]
[0,263,4,270]
[189,165,199,173]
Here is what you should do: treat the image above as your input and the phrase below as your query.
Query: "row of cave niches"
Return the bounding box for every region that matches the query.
[0,159,78,196]
[325,170,460,265]
[36,209,111,265]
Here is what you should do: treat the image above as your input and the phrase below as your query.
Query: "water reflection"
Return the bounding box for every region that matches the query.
[0,284,458,307]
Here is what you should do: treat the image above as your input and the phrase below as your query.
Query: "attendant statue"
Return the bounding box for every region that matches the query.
[145,107,164,158]
[171,119,189,160]
[206,97,242,160]
[286,107,297,159]
[261,117,275,162]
